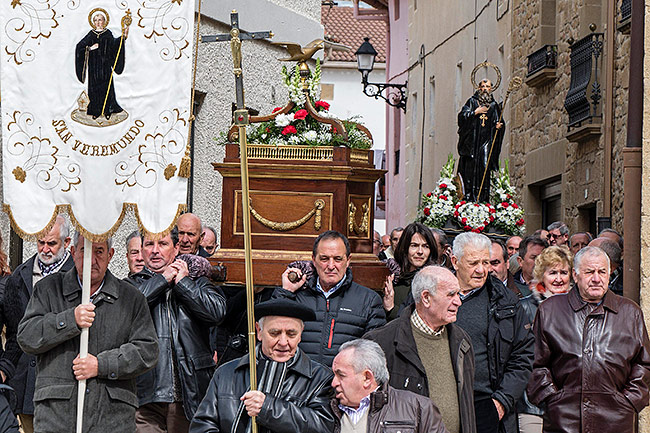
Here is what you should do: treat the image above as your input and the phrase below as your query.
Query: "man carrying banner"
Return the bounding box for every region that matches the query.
[190,298,335,433]
[17,233,158,432]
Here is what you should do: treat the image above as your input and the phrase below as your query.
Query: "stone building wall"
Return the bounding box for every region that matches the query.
[510,0,629,235]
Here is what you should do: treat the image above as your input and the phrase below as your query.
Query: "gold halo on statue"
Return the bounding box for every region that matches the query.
[88,8,110,29]
[471,61,501,92]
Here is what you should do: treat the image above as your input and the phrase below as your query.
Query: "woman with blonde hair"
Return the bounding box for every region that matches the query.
[531,245,573,300]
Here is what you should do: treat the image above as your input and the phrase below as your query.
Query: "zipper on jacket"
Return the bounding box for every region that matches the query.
[328,318,335,348]
[327,299,330,312]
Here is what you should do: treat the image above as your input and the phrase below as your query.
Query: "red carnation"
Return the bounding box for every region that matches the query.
[516,218,525,226]
[506,194,512,199]
[489,216,495,222]
[294,109,308,120]
[454,211,459,217]
[423,207,431,216]
[315,100,330,110]
[501,202,509,208]
[281,125,297,135]
[489,208,496,214]
[440,183,448,188]
[272,107,283,113]
[461,217,467,224]
[427,192,432,197]
[460,201,466,205]
[474,203,480,207]
[512,203,519,209]
[472,228,480,233]
[464,226,472,231]
[439,195,447,201]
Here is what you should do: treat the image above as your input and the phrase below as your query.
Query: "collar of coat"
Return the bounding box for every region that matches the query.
[62,267,120,303]
[567,285,619,314]
[235,347,314,379]
[306,267,355,297]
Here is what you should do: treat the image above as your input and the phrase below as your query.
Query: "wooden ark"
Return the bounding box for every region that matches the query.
[210,143,389,290]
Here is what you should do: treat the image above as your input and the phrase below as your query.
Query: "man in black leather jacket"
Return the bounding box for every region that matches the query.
[127,228,226,431]
[190,298,335,433]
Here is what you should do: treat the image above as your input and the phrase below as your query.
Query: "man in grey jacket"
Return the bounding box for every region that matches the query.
[17,233,158,432]
[331,339,447,433]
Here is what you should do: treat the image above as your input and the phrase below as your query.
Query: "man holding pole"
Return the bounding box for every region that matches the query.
[128,228,227,431]
[190,298,336,433]
[16,232,159,432]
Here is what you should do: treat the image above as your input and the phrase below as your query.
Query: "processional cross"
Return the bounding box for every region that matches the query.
[202,11,271,433]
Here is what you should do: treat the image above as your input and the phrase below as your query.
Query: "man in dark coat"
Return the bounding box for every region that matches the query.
[276,230,386,367]
[17,233,158,433]
[452,233,534,433]
[2,215,74,432]
[127,228,226,430]
[190,298,336,433]
[527,246,650,433]
[365,265,475,433]
[331,338,447,433]
[457,79,504,202]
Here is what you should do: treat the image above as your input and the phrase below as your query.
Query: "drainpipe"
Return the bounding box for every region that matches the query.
[602,0,615,224]
[622,0,643,303]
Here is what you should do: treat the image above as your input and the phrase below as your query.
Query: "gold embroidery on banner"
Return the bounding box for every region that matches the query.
[12,167,26,182]
[7,111,81,192]
[4,0,60,65]
[136,1,190,60]
[348,202,369,236]
[164,164,177,180]
[249,199,325,231]
[52,119,144,156]
[115,108,188,188]
[2,202,187,242]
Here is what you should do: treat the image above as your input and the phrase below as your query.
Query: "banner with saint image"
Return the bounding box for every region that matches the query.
[1,0,194,238]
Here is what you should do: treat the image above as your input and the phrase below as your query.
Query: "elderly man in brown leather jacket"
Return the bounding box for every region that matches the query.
[527,246,650,433]
[331,339,447,433]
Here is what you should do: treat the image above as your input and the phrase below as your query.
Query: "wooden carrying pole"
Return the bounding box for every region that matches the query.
[76,237,92,433]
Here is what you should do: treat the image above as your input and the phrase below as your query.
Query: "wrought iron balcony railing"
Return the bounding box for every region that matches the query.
[564,33,604,130]
[527,45,558,77]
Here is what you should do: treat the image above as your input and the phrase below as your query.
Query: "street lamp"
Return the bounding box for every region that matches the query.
[355,37,408,112]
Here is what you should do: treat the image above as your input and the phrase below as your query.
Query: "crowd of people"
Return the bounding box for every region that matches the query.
[0,214,645,433]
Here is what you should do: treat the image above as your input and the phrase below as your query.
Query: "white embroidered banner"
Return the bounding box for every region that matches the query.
[1,0,194,238]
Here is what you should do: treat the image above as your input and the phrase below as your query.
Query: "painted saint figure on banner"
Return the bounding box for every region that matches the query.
[73,8,130,127]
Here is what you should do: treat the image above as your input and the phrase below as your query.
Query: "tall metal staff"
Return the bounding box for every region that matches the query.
[477,76,522,200]
[202,11,271,433]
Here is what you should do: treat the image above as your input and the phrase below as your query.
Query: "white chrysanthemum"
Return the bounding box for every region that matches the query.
[302,130,318,141]
[275,114,291,127]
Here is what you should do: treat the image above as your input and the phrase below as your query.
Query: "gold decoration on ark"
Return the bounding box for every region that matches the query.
[249,199,325,231]
[348,202,369,235]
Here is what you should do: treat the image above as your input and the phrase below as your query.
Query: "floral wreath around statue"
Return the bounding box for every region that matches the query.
[237,60,372,149]
[419,155,525,235]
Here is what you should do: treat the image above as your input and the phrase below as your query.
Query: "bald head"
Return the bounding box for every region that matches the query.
[177,213,203,255]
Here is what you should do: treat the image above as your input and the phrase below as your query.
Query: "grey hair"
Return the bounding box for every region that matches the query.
[338,339,389,386]
[574,246,610,276]
[55,215,71,242]
[452,232,491,261]
[411,265,446,303]
[547,221,569,235]
[73,231,113,250]
[126,230,141,248]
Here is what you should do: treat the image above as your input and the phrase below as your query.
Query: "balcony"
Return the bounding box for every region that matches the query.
[564,33,604,143]
[618,0,631,33]
[525,45,558,87]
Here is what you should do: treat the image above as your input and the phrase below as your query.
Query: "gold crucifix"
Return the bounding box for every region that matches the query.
[480,114,488,127]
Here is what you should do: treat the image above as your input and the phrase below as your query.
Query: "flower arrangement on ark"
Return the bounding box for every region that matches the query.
[419,155,525,235]
[243,60,373,150]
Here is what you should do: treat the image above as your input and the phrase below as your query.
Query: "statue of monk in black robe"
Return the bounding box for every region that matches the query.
[457,79,505,203]
[75,12,127,120]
